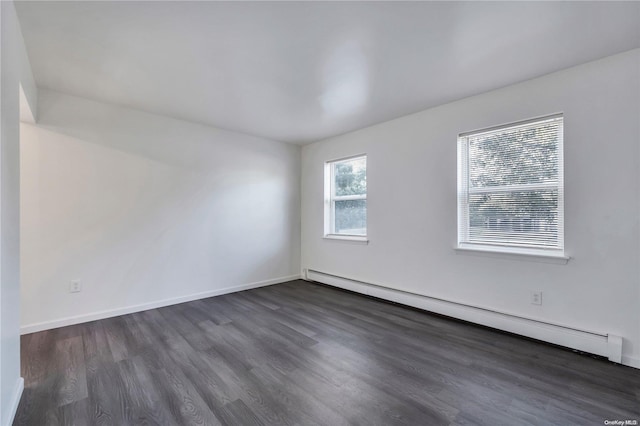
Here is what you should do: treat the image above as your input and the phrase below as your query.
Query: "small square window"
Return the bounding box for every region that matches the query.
[324,155,367,238]
[457,115,564,256]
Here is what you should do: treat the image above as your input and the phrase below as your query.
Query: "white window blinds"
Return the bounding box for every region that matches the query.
[458,114,564,253]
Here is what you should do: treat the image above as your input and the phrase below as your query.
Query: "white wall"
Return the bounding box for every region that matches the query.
[301,49,640,368]
[16,23,36,124]
[20,89,301,332]
[1,1,36,424]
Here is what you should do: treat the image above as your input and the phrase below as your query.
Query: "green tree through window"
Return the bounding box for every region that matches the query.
[326,156,367,237]
[459,115,564,251]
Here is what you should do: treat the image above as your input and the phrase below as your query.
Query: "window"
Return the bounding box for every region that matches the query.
[324,155,367,239]
[457,114,564,256]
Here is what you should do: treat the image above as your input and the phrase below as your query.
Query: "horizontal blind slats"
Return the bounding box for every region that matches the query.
[458,115,563,251]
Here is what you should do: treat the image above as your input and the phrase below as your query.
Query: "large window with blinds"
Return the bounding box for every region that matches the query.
[457,114,564,255]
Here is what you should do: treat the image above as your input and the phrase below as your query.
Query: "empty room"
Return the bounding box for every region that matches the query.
[1,1,639,425]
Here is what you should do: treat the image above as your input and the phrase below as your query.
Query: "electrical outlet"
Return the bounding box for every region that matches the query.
[531,291,542,305]
[69,280,82,293]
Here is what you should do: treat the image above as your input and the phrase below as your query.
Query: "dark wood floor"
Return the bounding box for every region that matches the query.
[15,280,640,425]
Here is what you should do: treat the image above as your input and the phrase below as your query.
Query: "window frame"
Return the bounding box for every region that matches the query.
[457,114,567,259]
[324,154,368,242]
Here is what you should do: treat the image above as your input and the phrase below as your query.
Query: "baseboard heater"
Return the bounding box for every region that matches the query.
[305,269,623,364]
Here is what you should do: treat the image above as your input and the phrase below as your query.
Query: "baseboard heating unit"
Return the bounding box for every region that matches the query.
[305,269,623,364]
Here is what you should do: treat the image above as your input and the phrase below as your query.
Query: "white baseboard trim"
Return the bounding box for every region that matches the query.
[4,377,24,426]
[622,355,640,369]
[306,269,632,368]
[21,274,301,335]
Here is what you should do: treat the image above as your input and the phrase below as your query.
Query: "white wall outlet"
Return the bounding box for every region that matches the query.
[531,291,542,305]
[69,280,82,293]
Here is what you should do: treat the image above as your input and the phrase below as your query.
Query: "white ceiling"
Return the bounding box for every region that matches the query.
[15,1,640,144]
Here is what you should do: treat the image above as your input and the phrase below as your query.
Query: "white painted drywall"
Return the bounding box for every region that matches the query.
[16,28,36,124]
[1,1,35,424]
[301,49,640,368]
[14,1,640,143]
[20,89,301,331]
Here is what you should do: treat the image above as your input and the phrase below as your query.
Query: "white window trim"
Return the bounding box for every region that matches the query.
[455,244,570,264]
[323,234,369,243]
[324,154,368,242]
[457,114,566,260]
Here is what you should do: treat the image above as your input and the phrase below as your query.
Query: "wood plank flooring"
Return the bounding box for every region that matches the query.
[15,280,640,425]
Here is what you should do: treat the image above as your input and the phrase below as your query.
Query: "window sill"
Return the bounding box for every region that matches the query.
[324,234,369,244]
[455,244,570,264]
